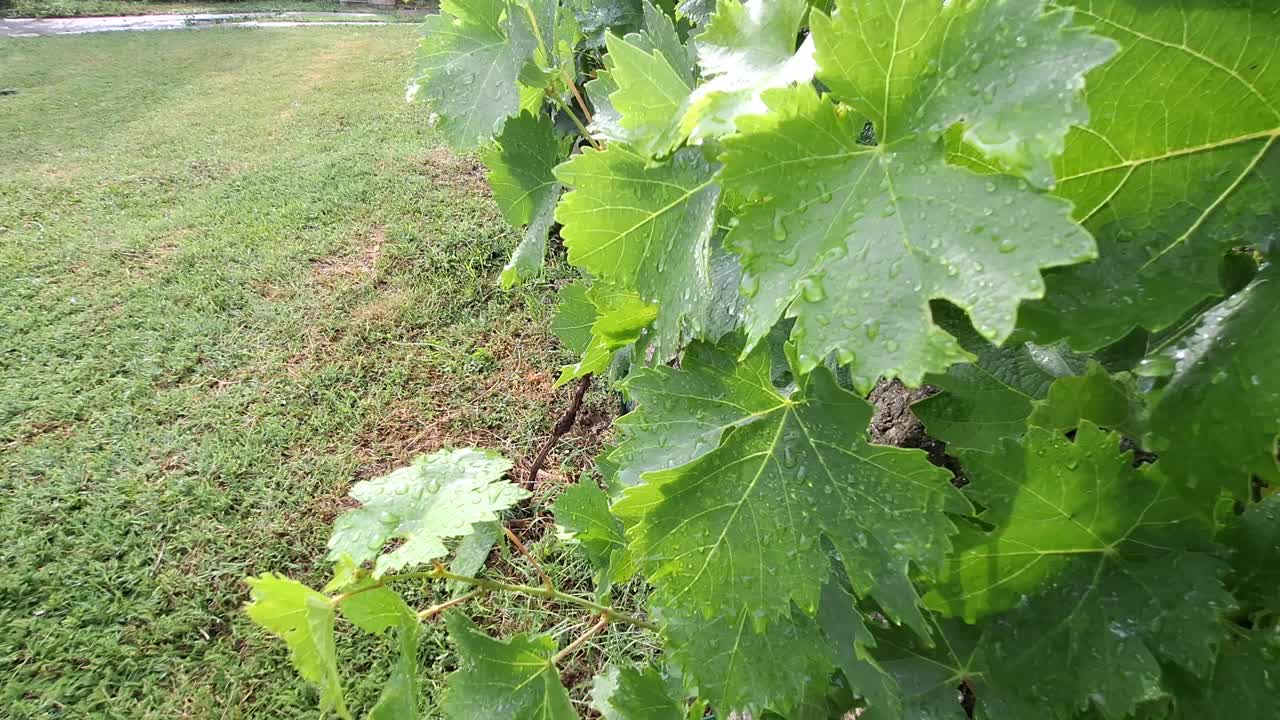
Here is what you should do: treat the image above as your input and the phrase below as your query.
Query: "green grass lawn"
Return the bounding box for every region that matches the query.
[0,1,358,18]
[0,26,630,718]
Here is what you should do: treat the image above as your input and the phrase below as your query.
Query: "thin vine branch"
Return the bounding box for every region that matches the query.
[502,525,554,590]
[551,614,609,665]
[525,373,592,488]
[418,588,486,621]
[373,564,659,631]
[562,69,595,125]
[551,94,603,150]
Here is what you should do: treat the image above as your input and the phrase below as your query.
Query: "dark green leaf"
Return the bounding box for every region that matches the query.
[1220,493,1280,615]
[614,342,966,636]
[1145,266,1280,503]
[487,112,565,288]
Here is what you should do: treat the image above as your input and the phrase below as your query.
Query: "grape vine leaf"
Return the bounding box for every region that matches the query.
[327,449,523,577]
[675,0,714,25]
[722,0,1115,386]
[448,521,500,597]
[1144,266,1280,504]
[412,0,539,150]
[573,0,644,48]
[978,550,1231,719]
[1028,360,1145,437]
[870,618,1017,719]
[659,603,835,717]
[926,424,1234,718]
[440,613,575,720]
[555,145,720,360]
[1219,493,1280,615]
[682,0,816,143]
[912,306,1090,451]
[551,481,632,586]
[368,622,419,720]
[816,581,902,719]
[604,32,693,158]
[926,423,1219,620]
[586,1,692,147]
[1019,1,1280,349]
[339,585,421,720]
[339,585,414,635]
[589,663,685,720]
[612,341,967,635]
[551,281,597,354]
[1166,626,1280,720]
[608,338,785,488]
[245,574,350,719]
[487,112,564,288]
[556,282,658,385]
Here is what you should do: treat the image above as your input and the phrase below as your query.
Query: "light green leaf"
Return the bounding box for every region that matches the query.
[1020,0,1280,350]
[718,0,1113,385]
[1028,361,1145,436]
[552,482,631,584]
[589,663,684,720]
[813,0,1117,186]
[339,585,415,636]
[1220,493,1280,616]
[355,588,420,720]
[448,521,501,597]
[604,32,693,158]
[555,145,720,360]
[327,449,523,577]
[1144,267,1280,504]
[324,553,363,593]
[487,112,564,288]
[625,0,694,86]
[682,0,816,142]
[721,86,1095,389]
[440,613,575,720]
[551,281,597,354]
[613,342,965,635]
[912,306,1090,451]
[660,604,835,717]
[557,283,658,385]
[368,626,419,720]
[245,574,350,720]
[412,0,539,150]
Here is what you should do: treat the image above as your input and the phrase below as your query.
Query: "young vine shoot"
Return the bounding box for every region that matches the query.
[246,1,1280,718]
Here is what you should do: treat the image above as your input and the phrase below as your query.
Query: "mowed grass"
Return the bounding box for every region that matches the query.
[0,1,348,19]
[0,27,631,718]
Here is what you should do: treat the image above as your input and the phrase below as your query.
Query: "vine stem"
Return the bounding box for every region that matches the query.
[551,614,609,665]
[526,373,592,488]
[552,94,604,150]
[502,525,554,590]
[418,588,486,620]
[374,565,659,631]
[562,68,594,125]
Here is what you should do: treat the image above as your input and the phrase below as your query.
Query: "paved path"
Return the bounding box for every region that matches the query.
[0,12,394,38]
